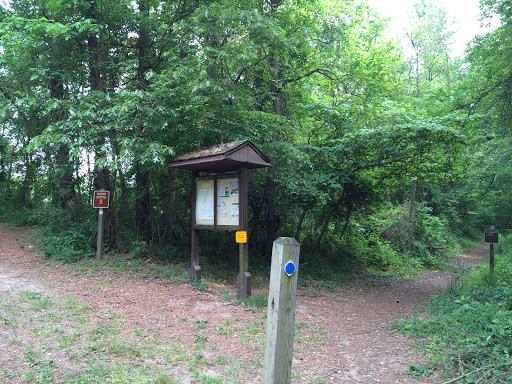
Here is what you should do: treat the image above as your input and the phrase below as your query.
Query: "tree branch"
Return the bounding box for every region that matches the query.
[456,72,512,117]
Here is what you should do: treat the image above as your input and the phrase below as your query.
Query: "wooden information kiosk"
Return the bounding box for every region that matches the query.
[169,140,270,299]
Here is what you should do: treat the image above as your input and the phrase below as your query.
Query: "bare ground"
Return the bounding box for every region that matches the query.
[0,226,487,383]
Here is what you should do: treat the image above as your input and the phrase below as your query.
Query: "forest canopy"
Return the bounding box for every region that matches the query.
[0,0,510,271]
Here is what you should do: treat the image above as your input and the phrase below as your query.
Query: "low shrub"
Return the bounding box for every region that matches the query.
[0,208,34,227]
[28,207,96,262]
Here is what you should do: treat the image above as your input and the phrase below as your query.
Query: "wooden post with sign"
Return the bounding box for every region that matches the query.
[490,242,494,275]
[96,210,104,259]
[485,226,498,276]
[237,166,251,299]
[93,190,110,259]
[263,237,300,384]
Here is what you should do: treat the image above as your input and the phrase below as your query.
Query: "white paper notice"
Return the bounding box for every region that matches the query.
[230,181,239,196]
[218,187,229,197]
[218,200,227,217]
[197,188,214,220]
[231,202,239,218]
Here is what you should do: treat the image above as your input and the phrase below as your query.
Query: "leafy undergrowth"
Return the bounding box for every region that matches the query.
[3,203,464,280]
[393,236,512,383]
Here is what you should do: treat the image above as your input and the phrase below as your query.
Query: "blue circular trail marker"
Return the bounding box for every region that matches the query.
[285,260,296,277]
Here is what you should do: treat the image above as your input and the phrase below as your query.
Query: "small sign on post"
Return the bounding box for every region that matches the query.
[484,229,499,244]
[263,237,300,384]
[93,190,110,259]
[93,190,110,208]
[235,231,247,243]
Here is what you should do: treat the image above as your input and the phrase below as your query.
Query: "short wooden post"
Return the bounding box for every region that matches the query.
[489,225,495,276]
[263,237,300,384]
[94,189,109,260]
[190,227,201,282]
[96,208,104,259]
[490,243,494,275]
[484,225,498,278]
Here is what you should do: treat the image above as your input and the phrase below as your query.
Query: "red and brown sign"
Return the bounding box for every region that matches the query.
[93,190,110,209]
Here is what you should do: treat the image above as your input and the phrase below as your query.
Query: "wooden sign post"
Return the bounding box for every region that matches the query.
[263,237,300,384]
[237,166,250,299]
[484,226,499,275]
[93,190,110,260]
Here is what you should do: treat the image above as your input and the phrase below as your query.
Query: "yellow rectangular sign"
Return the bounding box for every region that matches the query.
[235,231,247,243]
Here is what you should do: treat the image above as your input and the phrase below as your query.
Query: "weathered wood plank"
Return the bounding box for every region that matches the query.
[237,166,250,299]
[263,237,300,384]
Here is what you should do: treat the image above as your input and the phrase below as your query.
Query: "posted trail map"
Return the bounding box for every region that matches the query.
[197,188,214,221]
[196,179,214,225]
[195,176,240,227]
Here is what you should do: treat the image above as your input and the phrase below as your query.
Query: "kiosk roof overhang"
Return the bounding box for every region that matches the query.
[168,140,270,173]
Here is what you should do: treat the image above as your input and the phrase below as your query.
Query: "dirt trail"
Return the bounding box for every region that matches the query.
[0,226,487,383]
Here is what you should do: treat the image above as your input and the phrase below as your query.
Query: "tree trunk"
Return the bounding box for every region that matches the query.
[406,179,416,244]
[315,188,346,250]
[5,143,16,210]
[112,139,129,213]
[264,53,283,256]
[110,167,121,248]
[406,32,421,98]
[264,168,278,256]
[50,36,75,215]
[75,167,83,218]
[294,203,312,244]
[135,0,153,241]
[88,0,117,249]
[444,44,451,89]
[165,169,178,243]
[56,146,75,213]
[21,152,30,207]
[136,164,152,241]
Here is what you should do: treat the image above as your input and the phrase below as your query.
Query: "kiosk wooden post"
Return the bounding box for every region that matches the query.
[263,237,300,384]
[190,171,201,282]
[237,166,250,299]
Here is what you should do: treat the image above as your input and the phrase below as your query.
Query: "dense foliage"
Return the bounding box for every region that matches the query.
[0,0,510,272]
[1,0,511,380]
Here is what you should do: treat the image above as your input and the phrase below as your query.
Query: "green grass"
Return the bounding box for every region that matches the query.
[1,288,273,384]
[393,235,512,383]
[196,318,208,329]
[18,290,43,302]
